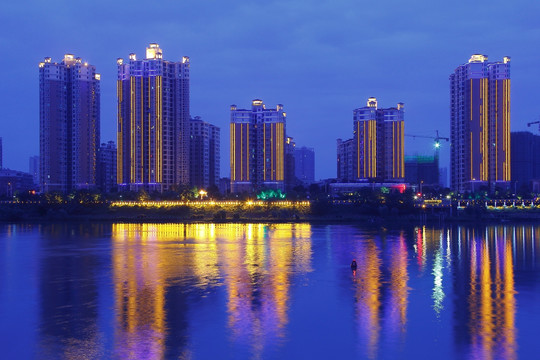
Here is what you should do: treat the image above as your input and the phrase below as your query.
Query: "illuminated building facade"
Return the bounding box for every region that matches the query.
[39,54,100,193]
[97,141,117,193]
[294,146,315,185]
[450,54,511,192]
[337,98,404,182]
[189,116,220,189]
[230,100,286,193]
[117,44,190,192]
[353,98,404,181]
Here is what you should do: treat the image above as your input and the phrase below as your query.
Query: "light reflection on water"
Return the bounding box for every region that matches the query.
[110,223,312,359]
[0,223,539,359]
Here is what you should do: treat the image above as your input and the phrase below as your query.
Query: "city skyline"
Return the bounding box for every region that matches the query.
[2,1,540,180]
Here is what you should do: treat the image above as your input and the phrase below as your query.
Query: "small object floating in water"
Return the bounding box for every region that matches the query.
[351,259,357,270]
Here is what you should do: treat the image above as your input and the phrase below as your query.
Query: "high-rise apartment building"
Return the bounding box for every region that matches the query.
[117,44,190,192]
[29,156,40,186]
[337,98,404,182]
[39,54,100,192]
[189,116,220,189]
[353,97,404,181]
[230,100,286,193]
[511,131,540,191]
[97,141,117,193]
[450,54,511,192]
[295,146,315,185]
[285,136,296,191]
[337,138,355,182]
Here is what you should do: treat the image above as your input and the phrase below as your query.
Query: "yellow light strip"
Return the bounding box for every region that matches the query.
[400,121,405,178]
[230,123,235,182]
[480,79,483,180]
[495,79,498,179]
[470,132,473,180]
[357,122,360,179]
[482,78,491,181]
[277,123,280,181]
[278,122,284,181]
[141,77,144,183]
[271,123,274,180]
[117,80,123,184]
[130,76,135,183]
[279,123,282,181]
[263,123,266,181]
[365,122,368,177]
[507,79,511,181]
[392,122,395,179]
[246,124,250,181]
[157,76,162,183]
[372,120,377,178]
[148,76,151,183]
[240,124,243,181]
[470,79,473,181]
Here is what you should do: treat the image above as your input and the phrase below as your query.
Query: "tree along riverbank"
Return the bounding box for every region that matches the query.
[1,201,540,225]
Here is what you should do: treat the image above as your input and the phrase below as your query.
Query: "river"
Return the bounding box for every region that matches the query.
[0,223,539,359]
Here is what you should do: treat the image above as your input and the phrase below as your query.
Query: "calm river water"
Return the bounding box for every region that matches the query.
[0,223,539,359]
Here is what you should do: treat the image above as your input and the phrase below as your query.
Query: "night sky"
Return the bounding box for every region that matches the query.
[1,0,539,180]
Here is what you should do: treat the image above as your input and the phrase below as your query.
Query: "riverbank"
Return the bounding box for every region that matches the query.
[1,202,540,225]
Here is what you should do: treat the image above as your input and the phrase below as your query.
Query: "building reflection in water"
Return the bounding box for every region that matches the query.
[350,224,538,360]
[111,223,312,358]
[221,223,312,356]
[112,224,169,359]
[464,227,517,360]
[32,222,539,358]
[422,225,532,360]
[351,232,409,359]
[419,227,447,316]
[38,223,107,359]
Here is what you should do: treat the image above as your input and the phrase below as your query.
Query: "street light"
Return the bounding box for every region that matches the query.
[199,189,207,199]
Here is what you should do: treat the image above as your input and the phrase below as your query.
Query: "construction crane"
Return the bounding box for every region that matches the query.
[527,119,540,132]
[405,130,449,149]
[405,130,449,166]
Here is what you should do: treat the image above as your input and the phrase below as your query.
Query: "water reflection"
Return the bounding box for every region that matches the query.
[458,228,517,360]
[112,224,169,359]
[38,223,106,359]
[425,226,523,360]
[420,227,447,315]
[1,223,540,358]
[350,233,409,359]
[111,223,312,358]
[220,224,312,356]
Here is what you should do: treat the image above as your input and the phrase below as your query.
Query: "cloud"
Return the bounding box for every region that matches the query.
[0,0,539,178]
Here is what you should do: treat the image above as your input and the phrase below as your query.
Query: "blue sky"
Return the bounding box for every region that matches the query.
[1,0,539,180]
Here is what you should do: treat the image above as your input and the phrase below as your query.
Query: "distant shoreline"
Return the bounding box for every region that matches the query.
[1,202,539,226]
